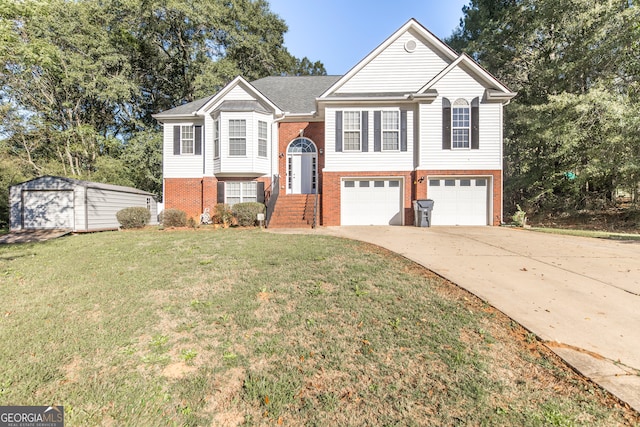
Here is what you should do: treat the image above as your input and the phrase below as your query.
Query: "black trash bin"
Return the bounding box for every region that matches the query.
[413,199,434,227]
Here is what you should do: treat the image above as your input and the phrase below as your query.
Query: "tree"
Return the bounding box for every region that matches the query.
[449,0,640,214]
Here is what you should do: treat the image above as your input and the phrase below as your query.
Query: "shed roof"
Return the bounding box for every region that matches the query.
[14,176,156,197]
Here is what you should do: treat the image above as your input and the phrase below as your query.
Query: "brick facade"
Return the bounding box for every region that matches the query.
[164,177,217,221]
[278,121,326,193]
[164,176,271,221]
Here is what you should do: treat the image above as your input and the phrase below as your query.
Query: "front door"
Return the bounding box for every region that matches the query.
[287,138,318,194]
[288,154,315,194]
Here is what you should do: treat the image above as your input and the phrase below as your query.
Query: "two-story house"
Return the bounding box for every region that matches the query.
[153,19,515,227]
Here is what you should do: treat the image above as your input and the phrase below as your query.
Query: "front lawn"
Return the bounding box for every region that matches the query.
[0,229,636,426]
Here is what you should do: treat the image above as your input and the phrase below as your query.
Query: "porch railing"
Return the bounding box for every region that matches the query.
[264,175,279,228]
[312,191,318,228]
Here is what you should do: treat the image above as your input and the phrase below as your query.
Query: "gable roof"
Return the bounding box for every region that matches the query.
[320,18,459,98]
[418,53,515,96]
[251,76,341,114]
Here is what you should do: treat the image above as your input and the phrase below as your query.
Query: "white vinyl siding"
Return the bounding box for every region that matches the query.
[325,108,414,172]
[163,120,205,179]
[229,119,246,156]
[419,66,503,170]
[336,31,450,94]
[213,112,271,176]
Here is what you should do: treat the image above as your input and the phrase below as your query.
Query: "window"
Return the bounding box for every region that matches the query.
[344,181,355,188]
[389,180,400,188]
[225,181,257,206]
[214,120,220,159]
[452,99,470,149]
[374,181,385,188]
[229,119,246,156]
[445,179,456,186]
[359,181,370,187]
[343,111,361,151]
[181,125,194,154]
[476,179,487,186]
[429,179,440,186]
[258,121,268,158]
[382,111,399,151]
[460,179,471,186]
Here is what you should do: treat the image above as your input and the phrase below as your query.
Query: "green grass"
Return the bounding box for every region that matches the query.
[529,227,640,241]
[0,229,637,426]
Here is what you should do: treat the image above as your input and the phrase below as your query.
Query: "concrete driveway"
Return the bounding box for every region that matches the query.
[317,226,640,412]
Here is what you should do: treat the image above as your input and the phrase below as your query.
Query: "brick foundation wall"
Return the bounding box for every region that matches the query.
[414,170,502,225]
[322,171,414,226]
[164,178,215,221]
[164,176,272,221]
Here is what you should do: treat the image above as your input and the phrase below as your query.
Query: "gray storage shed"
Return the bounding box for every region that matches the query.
[10,176,158,232]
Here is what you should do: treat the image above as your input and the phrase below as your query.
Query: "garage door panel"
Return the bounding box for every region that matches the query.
[341,179,403,226]
[23,190,74,229]
[429,178,488,226]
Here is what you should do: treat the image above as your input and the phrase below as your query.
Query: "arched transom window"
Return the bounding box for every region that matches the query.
[287,138,316,153]
[452,98,470,149]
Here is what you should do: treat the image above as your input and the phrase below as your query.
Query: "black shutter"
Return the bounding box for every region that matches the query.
[361,111,368,152]
[442,98,451,150]
[374,111,381,152]
[471,97,479,150]
[217,182,225,204]
[194,125,202,155]
[173,126,181,155]
[257,182,265,203]
[400,110,407,152]
[335,111,343,152]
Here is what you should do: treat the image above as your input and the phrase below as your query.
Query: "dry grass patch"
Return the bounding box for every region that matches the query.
[0,229,637,426]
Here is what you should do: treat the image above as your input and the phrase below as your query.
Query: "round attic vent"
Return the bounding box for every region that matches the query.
[404,39,417,53]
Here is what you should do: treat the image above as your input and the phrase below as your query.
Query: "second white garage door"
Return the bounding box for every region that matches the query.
[341,179,403,225]
[428,177,489,226]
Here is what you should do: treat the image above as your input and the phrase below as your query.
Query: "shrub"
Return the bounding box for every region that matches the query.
[213,204,234,226]
[161,208,187,227]
[116,207,151,229]
[232,202,265,227]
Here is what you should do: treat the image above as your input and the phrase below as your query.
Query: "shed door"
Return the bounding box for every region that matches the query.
[23,190,74,229]
[427,178,489,226]
[341,179,403,225]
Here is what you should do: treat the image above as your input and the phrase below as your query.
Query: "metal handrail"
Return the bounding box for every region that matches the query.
[312,191,318,228]
[265,175,279,228]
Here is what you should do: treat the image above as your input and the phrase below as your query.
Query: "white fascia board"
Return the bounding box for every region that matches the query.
[420,54,515,97]
[319,18,459,99]
[198,76,282,115]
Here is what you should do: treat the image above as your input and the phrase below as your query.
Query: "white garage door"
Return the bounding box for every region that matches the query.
[341,179,403,225]
[23,190,74,229]
[428,178,489,226]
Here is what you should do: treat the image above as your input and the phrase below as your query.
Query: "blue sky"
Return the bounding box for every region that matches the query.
[267,0,470,75]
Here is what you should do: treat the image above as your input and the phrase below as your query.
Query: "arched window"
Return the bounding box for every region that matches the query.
[452,99,470,149]
[287,138,316,153]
